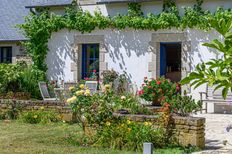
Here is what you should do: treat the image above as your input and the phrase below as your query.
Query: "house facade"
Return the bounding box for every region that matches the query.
[0,0,31,63]
[6,0,232,112]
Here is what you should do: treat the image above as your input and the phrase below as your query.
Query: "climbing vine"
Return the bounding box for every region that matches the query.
[20,0,232,72]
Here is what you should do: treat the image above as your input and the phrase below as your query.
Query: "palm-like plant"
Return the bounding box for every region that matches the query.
[181,18,232,98]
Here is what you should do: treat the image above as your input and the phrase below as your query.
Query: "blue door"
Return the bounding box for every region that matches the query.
[82,44,99,79]
[160,43,166,76]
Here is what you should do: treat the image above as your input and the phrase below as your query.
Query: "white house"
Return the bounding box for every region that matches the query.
[7,0,232,112]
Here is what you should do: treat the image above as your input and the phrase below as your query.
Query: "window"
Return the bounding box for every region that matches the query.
[82,44,99,79]
[0,47,12,63]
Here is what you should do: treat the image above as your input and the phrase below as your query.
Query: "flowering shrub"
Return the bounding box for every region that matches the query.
[101,69,118,85]
[94,119,166,151]
[113,94,153,115]
[138,77,180,105]
[67,84,114,132]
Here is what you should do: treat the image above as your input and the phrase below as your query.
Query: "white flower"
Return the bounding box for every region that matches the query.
[121,96,126,100]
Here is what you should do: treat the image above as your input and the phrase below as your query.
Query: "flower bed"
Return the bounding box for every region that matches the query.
[113,113,205,149]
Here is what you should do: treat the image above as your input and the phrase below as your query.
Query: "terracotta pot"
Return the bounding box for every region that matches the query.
[152,99,161,106]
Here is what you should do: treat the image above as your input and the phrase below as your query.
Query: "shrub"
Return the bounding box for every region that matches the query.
[101,69,118,85]
[169,94,202,116]
[138,77,180,105]
[113,94,153,115]
[94,119,166,151]
[20,108,60,124]
[0,62,46,99]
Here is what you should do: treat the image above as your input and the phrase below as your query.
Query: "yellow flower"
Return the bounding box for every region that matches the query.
[144,122,152,126]
[67,96,77,104]
[144,122,148,126]
[69,86,75,91]
[33,115,38,119]
[105,121,111,126]
[84,89,91,96]
[79,84,85,89]
[104,84,111,90]
[128,128,131,132]
[40,106,45,110]
[75,90,85,96]
[127,120,131,124]
[121,96,126,100]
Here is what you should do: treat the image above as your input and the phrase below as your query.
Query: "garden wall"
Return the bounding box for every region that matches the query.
[113,113,205,149]
[0,99,73,121]
[0,100,205,148]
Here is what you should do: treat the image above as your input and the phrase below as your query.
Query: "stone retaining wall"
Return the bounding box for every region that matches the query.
[113,113,205,149]
[0,99,73,121]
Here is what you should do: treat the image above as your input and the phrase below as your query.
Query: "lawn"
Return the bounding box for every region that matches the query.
[0,121,184,154]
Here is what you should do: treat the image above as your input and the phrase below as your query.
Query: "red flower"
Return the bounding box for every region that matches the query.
[137,90,144,96]
[176,83,181,91]
[163,102,170,108]
[84,77,89,80]
[93,69,97,73]
[156,81,161,85]
[148,86,152,89]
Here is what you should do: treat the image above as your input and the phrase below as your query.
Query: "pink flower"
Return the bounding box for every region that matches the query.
[144,77,148,81]
[93,69,97,73]
[176,83,181,91]
[84,77,89,80]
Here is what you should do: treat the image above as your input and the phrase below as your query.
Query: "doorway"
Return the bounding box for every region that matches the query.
[160,43,181,82]
[81,44,99,79]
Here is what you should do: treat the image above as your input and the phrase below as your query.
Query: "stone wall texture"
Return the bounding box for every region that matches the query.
[0,99,73,121]
[113,113,205,149]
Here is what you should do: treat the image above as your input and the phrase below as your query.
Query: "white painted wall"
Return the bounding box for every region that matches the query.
[46,29,221,96]
[46,0,231,113]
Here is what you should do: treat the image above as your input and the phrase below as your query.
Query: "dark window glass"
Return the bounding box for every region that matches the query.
[0,47,12,63]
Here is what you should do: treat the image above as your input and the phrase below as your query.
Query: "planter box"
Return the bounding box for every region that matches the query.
[113,113,205,149]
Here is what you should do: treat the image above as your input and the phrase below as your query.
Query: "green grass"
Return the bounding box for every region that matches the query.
[0,121,184,154]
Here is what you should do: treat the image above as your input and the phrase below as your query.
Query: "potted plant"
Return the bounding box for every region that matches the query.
[138,77,180,106]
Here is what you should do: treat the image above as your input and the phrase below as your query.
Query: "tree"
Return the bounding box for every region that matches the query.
[180,18,232,99]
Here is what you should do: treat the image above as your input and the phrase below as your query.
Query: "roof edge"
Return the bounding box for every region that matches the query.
[25,4,72,8]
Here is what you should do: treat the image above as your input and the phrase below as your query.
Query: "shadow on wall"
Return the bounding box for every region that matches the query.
[187,29,223,71]
[105,29,151,82]
[46,31,76,82]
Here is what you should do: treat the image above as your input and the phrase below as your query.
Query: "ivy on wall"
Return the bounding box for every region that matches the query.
[20,0,232,72]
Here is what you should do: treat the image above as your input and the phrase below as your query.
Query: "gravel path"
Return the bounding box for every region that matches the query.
[193,114,232,154]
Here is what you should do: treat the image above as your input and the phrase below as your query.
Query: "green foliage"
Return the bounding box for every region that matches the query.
[20,108,60,124]
[95,119,166,151]
[101,69,118,85]
[113,93,153,115]
[180,18,232,98]
[169,94,202,116]
[20,65,46,99]
[0,62,46,99]
[20,1,232,72]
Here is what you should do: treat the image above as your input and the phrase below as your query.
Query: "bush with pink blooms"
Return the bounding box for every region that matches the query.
[138,77,180,105]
